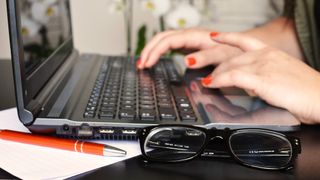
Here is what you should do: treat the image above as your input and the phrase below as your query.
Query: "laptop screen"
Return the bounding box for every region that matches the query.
[19,0,72,75]
[8,0,74,105]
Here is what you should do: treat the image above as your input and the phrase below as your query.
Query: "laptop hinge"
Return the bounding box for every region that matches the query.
[26,100,43,120]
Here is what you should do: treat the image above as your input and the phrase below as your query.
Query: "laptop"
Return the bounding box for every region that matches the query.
[7,0,300,139]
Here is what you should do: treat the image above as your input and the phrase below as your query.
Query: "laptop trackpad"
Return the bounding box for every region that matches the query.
[188,80,300,131]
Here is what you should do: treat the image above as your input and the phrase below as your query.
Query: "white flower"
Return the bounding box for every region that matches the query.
[108,0,126,13]
[141,0,171,17]
[20,14,41,37]
[31,2,59,24]
[166,3,201,29]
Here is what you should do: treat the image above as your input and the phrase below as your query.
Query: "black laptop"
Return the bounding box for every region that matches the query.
[6,0,300,139]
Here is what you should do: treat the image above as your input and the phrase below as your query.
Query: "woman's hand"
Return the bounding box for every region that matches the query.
[202,33,320,124]
[138,28,242,69]
[138,17,303,70]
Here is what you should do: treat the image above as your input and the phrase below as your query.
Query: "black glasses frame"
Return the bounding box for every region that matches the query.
[139,125,301,171]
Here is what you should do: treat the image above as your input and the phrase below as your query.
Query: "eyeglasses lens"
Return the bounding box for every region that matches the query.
[144,127,206,161]
[229,132,292,169]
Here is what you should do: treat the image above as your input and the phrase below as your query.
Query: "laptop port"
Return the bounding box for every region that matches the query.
[77,125,93,137]
[99,129,115,134]
[122,129,137,135]
[56,124,72,135]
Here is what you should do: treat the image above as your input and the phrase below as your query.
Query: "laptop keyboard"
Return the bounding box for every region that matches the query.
[83,56,196,122]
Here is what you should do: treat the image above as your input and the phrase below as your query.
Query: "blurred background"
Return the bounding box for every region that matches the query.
[1,0,284,59]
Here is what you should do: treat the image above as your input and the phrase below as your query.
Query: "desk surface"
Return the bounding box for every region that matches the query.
[1,125,320,180]
[0,60,15,110]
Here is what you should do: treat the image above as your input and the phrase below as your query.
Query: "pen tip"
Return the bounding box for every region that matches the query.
[103,145,127,157]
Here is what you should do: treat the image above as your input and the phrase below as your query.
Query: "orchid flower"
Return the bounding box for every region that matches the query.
[20,14,41,37]
[108,0,126,14]
[31,1,59,24]
[141,0,171,17]
[166,3,201,29]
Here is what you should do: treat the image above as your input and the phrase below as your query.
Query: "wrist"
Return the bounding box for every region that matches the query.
[242,17,304,60]
[298,75,320,124]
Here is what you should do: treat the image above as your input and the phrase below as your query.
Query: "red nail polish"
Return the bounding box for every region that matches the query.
[210,32,219,38]
[201,76,212,86]
[187,57,196,66]
[136,59,142,68]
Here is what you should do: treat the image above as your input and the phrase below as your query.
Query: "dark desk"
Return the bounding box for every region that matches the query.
[0,60,15,110]
[1,125,319,180]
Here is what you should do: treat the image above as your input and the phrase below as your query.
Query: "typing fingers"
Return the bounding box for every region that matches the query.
[139,29,216,69]
[201,65,261,97]
[184,45,243,69]
[139,30,178,68]
[211,50,261,76]
[211,32,267,52]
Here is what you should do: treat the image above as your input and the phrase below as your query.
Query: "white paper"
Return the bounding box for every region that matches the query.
[0,108,141,180]
[0,108,30,133]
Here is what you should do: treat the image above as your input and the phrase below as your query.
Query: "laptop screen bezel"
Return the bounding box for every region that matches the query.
[7,0,74,125]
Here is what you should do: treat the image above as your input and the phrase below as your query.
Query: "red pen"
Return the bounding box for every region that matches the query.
[0,130,126,156]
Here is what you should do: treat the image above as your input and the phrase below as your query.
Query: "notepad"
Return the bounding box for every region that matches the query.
[0,108,141,179]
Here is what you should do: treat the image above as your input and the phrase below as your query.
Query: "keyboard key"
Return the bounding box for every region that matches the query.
[103,97,117,102]
[99,111,115,119]
[178,103,191,108]
[100,106,116,111]
[102,101,116,107]
[180,113,197,121]
[140,100,154,105]
[122,91,135,97]
[121,104,136,110]
[176,97,189,104]
[140,96,154,101]
[119,110,136,120]
[86,106,96,111]
[158,102,173,108]
[159,108,176,121]
[178,107,193,113]
[88,102,97,106]
[104,93,118,98]
[157,94,168,98]
[83,111,95,118]
[158,98,171,103]
[122,96,135,101]
[121,100,136,106]
[140,104,155,110]
[140,91,153,96]
[140,110,156,121]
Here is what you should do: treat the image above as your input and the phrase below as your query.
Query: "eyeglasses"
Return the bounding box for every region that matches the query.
[138,125,301,170]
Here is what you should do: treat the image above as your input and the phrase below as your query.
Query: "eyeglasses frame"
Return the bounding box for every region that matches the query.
[138,124,301,171]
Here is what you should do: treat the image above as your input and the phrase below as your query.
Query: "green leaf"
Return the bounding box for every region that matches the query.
[135,24,147,56]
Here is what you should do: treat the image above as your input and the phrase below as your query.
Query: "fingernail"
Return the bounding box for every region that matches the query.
[210,32,219,38]
[136,59,142,68]
[201,76,213,86]
[187,57,196,66]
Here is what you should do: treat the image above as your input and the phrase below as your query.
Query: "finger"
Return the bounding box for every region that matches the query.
[201,67,261,95]
[143,30,216,68]
[214,69,261,94]
[212,50,260,76]
[208,70,259,97]
[139,30,178,68]
[184,45,243,68]
[211,32,267,52]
